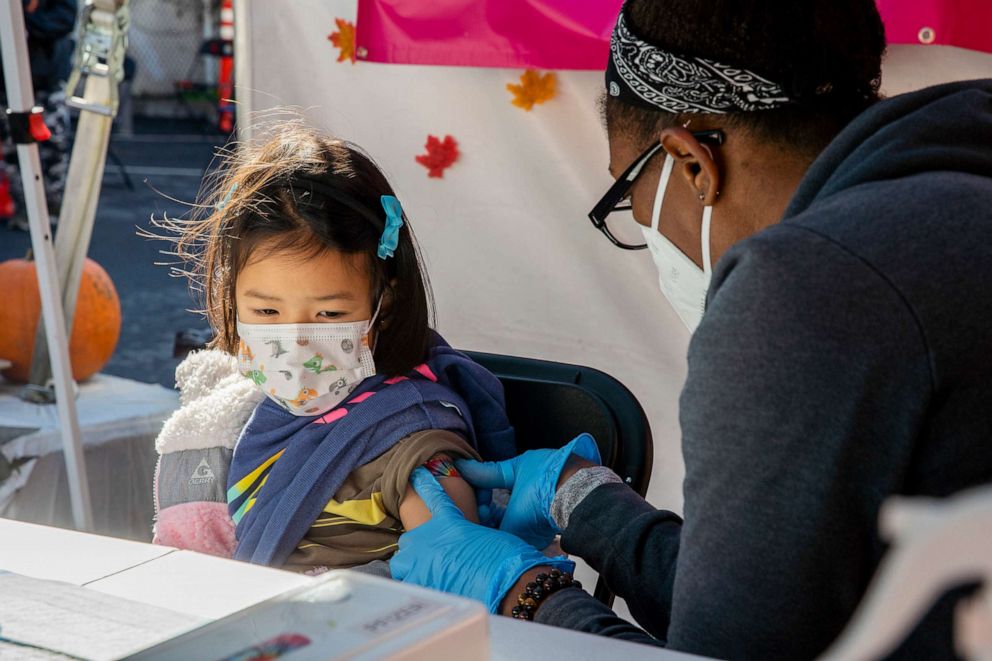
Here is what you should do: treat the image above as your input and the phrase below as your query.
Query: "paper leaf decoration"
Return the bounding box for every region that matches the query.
[328,18,357,64]
[507,69,557,111]
[415,135,460,178]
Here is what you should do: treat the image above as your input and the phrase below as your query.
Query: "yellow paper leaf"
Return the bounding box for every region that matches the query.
[328,18,357,64]
[506,69,557,111]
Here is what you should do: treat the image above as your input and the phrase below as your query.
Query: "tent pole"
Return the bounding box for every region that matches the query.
[27,0,128,393]
[0,0,94,531]
[26,75,115,391]
[233,0,252,139]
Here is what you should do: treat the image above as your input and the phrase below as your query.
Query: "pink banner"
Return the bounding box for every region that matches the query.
[355,0,622,69]
[355,0,992,70]
[876,0,992,52]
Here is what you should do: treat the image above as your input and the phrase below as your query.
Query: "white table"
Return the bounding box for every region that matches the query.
[0,518,700,660]
[0,374,179,539]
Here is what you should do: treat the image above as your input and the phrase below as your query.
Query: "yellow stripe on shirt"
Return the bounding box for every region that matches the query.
[322,492,389,526]
[310,517,363,529]
[363,542,399,554]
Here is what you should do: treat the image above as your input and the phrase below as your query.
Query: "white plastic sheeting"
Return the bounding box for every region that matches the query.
[238,0,992,516]
[0,375,178,540]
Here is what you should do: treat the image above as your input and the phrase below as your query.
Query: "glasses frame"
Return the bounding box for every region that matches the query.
[588,129,725,250]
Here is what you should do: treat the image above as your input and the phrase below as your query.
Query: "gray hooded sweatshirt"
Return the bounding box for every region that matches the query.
[537,79,992,660]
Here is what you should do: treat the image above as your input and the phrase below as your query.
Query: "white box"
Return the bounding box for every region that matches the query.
[130,570,489,661]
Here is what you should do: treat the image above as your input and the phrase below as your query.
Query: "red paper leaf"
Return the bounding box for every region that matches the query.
[415,135,460,178]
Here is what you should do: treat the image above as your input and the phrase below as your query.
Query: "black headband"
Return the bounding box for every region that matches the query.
[606,10,792,114]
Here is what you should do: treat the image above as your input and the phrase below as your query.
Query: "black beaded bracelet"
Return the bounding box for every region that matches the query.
[510,568,582,621]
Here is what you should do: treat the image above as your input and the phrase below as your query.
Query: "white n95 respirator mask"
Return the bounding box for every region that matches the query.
[640,154,713,333]
[236,317,377,416]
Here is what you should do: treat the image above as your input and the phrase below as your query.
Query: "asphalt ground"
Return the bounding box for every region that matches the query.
[1,120,226,389]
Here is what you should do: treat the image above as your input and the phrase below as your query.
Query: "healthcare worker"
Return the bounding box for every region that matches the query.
[390,1,992,658]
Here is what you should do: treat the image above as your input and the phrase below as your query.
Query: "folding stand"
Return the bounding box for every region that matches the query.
[27,0,129,393]
[0,0,93,530]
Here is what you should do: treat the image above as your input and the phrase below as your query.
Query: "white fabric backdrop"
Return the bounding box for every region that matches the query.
[238,0,992,517]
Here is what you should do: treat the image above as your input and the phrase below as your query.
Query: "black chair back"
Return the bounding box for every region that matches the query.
[465,350,654,607]
[465,351,653,496]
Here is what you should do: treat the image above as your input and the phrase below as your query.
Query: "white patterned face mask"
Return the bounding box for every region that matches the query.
[236,316,377,416]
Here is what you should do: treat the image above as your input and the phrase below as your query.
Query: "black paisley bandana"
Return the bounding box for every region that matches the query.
[606,11,792,114]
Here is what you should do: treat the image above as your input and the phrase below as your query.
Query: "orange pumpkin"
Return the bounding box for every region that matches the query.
[0,257,121,383]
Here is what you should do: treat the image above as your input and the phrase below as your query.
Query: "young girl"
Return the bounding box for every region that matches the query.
[152,124,515,572]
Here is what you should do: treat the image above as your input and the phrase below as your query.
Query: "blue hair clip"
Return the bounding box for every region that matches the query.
[378,195,405,260]
[216,182,238,211]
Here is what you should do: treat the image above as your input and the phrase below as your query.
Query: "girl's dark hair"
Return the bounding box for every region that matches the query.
[606,0,887,154]
[158,122,434,376]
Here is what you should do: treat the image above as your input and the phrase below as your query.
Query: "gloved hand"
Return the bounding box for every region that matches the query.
[455,433,601,549]
[390,467,574,613]
[474,485,503,529]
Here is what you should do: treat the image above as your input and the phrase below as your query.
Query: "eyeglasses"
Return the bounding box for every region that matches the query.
[588,130,725,250]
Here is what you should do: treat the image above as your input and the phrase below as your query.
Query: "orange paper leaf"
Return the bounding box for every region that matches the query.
[328,18,356,64]
[506,69,557,111]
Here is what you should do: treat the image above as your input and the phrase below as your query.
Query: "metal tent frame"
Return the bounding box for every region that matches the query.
[0,0,130,531]
[1,0,91,530]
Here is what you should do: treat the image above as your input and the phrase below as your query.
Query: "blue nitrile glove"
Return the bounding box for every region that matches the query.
[474,485,504,528]
[390,467,574,614]
[455,433,601,549]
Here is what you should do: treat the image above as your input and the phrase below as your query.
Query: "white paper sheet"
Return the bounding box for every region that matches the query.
[0,572,206,661]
